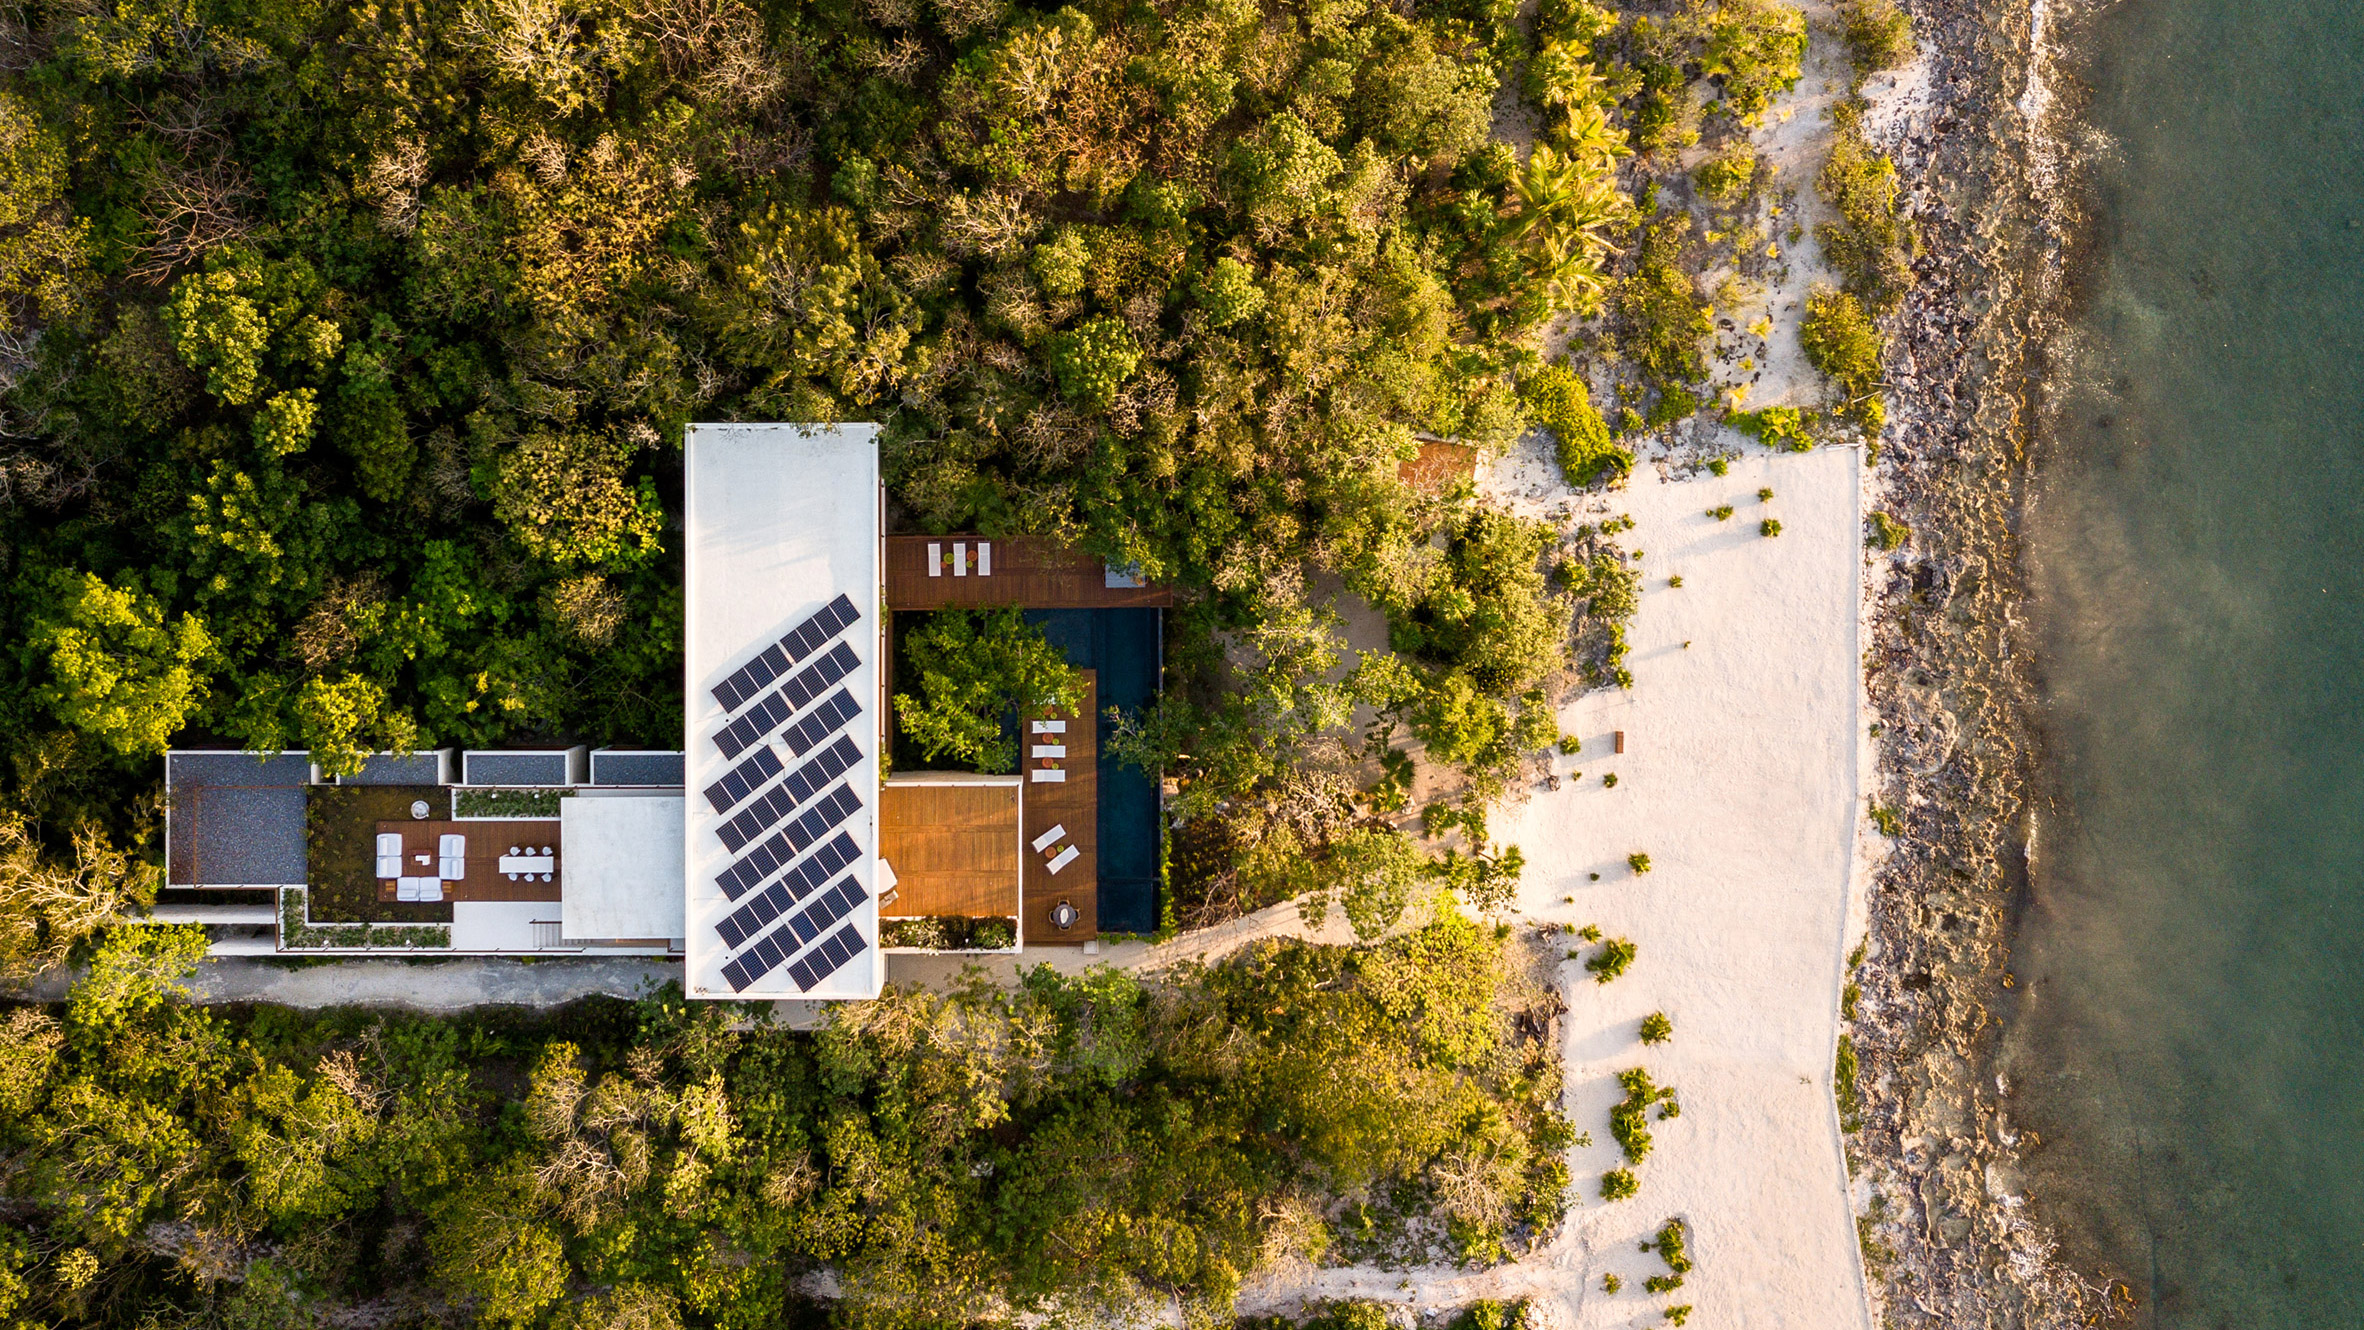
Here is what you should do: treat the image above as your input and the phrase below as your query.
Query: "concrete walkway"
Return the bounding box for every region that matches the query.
[8,956,685,1011]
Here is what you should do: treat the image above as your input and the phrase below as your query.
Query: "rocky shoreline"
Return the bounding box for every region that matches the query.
[1843,0,2128,1325]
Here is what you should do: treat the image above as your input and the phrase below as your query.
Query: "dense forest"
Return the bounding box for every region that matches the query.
[0,0,1838,940]
[0,912,1568,1325]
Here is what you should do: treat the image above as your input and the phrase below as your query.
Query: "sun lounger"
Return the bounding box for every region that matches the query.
[1046,845,1079,874]
[1030,720,1067,734]
[977,541,991,575]
[1031,823,1066,853]
[954,541,968,576]
[1030,769,1066,783]
[1031,744,1065,758]
[927,542,942,576]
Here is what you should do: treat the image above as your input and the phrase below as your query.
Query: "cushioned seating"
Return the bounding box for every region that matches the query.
[396,876,424,901]
[375,833,403,879]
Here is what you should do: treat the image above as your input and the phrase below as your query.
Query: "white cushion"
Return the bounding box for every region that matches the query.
[376,855,401,879]
[438,833,466,858]
[417,879,443,902]
[439,857,465,880]
[376,833,403,856]
[1047,845,1079,874]
[395,877,422,901]
[1030,769,1065,783]
[1031,823,1067,853]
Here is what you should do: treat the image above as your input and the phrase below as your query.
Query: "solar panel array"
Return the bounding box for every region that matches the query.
[712,594,862,713]
[718,876,869,990]
[714,783,862,898]
[714,640,861,759]
[716,735,863,853]
[703,746,785,815]
[715,832,861,947]
[704,594,875,997]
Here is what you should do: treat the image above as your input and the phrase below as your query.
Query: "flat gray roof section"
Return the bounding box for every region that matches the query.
[684,423,881,1002]
[463,752,571,786]
[592,751,686,786]
[340,751,450,785]
[166,752,312,887]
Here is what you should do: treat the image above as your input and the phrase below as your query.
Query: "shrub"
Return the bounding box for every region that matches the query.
[1627,852,1652,874]
[1708,505,1733,521]
[1835,1033,1864,1132]
[1729,405,1815,451]
[1707,455,1730,476]
[1816,106,1911,310]
[1801,286,1887,431]
[1525,362,1633,487]
[1639,1012,1673,1045]
[1645,1275,1683,1294]
[1587,937,1636,983]
[1600,1168,1639,1202]
[1868,511,1910,550]
[1761,518,1782,537]
[1603,1272,1623,1293]
[1840,0,1916,75]
[1650,1217,1693,1273]
[1692,141,1759,205]
[1602,773,1618,788]
[1616,219,1711,390]
[1665,575,1682,588]
[1609,1067,1672,1162]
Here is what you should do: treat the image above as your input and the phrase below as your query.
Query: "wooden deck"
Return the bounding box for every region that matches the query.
[884,536,1173,611]
[878,780,1021,919]
[374,819,562,903]
[1020,670,1097,943]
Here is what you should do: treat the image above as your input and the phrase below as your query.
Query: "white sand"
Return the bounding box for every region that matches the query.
[1236,445,1869,1329]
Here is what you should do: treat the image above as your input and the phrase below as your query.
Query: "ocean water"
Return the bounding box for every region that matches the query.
[2003,0,2364,1323]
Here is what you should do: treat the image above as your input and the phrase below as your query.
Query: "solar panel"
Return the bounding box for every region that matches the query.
[715,735,864,853]
[713,783,864,898]
[702,746,785,815]
[781,688,862,757]
[715,833,859,943]
[787,923,869,992]
[713,641,863,759]
[711,593,862,713]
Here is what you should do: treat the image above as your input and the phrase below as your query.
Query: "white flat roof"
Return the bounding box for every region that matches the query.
[560,795,686,941]
[683,424,882,1000]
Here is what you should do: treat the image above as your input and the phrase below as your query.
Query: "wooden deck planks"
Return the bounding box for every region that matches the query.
[878,782,1022,919]
[884,535,1173,611]
[374,819,562,903]
[1020,670,1098,943]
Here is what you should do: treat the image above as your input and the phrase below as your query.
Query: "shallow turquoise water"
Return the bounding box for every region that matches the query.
[2004,0,2364,1322]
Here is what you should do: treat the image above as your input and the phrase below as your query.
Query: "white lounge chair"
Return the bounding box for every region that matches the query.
[1031,823,1067,853]
[1047,845,1079,874]
[927,542,942,576]
[1031,719,1067,734]
[1030,769,1066,783]
[977,541,992,575]
[1031,744,1065,759]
